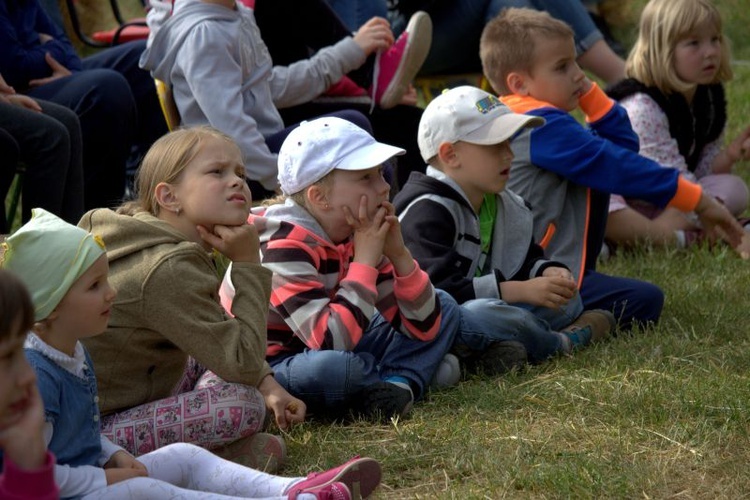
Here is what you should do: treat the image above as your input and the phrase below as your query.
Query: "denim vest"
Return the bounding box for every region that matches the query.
[25,347,102,468]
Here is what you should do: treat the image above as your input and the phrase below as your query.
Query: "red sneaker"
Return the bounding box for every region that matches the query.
[371,11,432,109]
[324,76,367,97]
[290,481,351,500]
[286,456,382,499]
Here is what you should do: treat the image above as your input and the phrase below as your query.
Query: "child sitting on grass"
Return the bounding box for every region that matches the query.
[606,0,750,254]
[78,127,302,470]
[0,270,57,500]
[479,7,744,329]
[221,117,461,422]
[2,208,383,500]
[394,86,615,369]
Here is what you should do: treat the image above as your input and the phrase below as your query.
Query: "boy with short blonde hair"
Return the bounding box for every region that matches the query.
[394,86,615,368]
[478,7,743,329]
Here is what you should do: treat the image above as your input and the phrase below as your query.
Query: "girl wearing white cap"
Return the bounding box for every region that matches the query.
[221,116,461,422]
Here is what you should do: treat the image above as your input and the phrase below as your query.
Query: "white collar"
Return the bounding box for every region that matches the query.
[25,333,89,379]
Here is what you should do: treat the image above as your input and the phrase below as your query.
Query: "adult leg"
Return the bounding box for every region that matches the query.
[390,0,489,75]
[253,0,374,88]
[82,40,168,161]
[33,100,84,223]
[579,269,664,330]
[324,0,388,31]
[26,69,135,209]
[0,128,19,233]
[0,100,84,223]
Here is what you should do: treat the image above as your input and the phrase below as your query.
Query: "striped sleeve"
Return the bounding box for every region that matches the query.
[374,259,442,342]
[263,239,379,351]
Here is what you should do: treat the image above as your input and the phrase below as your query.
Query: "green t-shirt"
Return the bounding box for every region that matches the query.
[476,194,496,277]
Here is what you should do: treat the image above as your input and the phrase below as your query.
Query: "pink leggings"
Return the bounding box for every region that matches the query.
[101,360,266,457]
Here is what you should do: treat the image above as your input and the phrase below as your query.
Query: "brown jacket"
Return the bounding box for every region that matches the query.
[79,209,272,416]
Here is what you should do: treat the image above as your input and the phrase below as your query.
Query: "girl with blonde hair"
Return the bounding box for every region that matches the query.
[606,0,750,252]
[78,127,302,470]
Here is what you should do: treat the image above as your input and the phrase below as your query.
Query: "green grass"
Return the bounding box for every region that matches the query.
[277,16,750,500]
[17,2,750,497]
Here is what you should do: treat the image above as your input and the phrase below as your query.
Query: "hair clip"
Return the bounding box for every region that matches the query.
[93,235,106,250]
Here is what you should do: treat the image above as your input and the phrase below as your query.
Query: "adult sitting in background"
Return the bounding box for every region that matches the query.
[0,0,167,210]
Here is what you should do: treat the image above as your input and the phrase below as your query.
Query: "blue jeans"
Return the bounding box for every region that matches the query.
[269,289,460,412]
[456,292,583,364]
[390,0,603,75]
[580,269,664,330]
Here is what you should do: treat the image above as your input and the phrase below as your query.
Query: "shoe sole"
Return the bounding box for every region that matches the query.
[319,457,382,500]
[378,11,432,109]
[213,432,287,473]
[476,340,527,376]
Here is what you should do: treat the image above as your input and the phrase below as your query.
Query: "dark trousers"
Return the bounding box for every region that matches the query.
[0,99,84,229]
[580,269,664,331]
[26,41,166,210]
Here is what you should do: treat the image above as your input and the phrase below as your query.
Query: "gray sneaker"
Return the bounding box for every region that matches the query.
[429,353,461,389]
[474,340,527,376]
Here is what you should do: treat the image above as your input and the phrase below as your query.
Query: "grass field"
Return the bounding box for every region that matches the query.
[24,1,750,497]
[279,5,750,499]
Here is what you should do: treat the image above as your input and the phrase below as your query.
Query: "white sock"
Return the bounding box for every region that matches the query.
[674,229,686,249]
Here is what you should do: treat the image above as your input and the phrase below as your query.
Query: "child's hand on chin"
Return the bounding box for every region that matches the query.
[196,222,261,263]
[344,195,390,268]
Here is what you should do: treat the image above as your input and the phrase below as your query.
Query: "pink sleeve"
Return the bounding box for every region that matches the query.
[0,452,59,500]
[375,259,441,342]
[695,136,723,178]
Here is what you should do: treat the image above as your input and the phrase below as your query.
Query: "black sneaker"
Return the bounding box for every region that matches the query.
[474,340,527,376]
[353,382,414,422]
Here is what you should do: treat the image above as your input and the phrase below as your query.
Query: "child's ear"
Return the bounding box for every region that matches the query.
[306,184,329,211]
[154,182,180,214]
[437,142,460,169]
[506,71,528,96]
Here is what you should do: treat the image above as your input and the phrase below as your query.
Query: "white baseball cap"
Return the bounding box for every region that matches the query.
[278,117,405,195]
[417,85,545,162]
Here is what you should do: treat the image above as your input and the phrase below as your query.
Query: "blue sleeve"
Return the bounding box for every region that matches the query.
[527,107,680,208]
[588,102,641,152]
[0,0,82,88]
